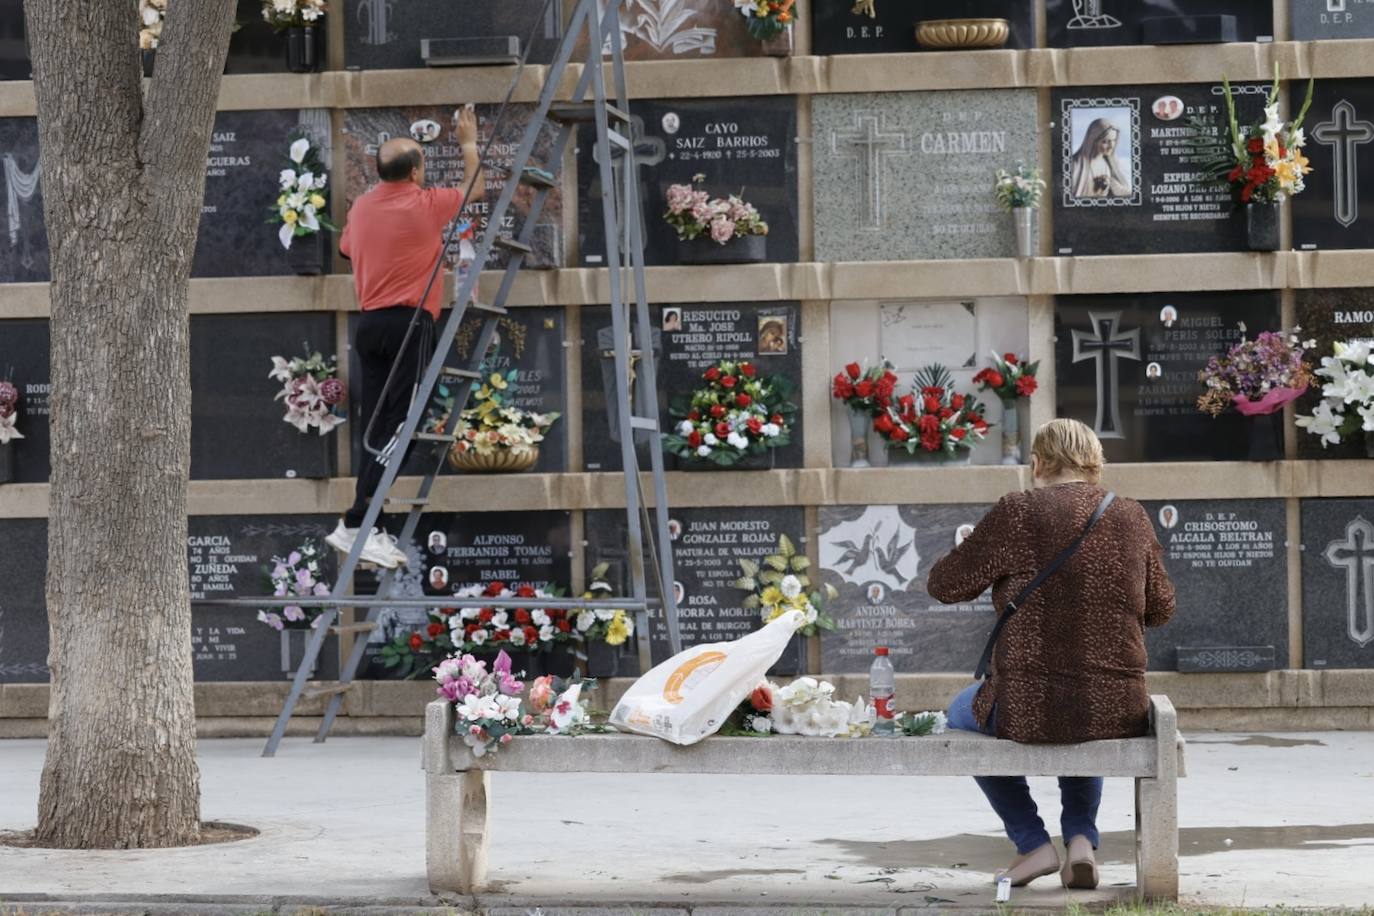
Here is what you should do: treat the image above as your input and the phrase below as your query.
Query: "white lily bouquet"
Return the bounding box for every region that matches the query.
[271,133,337,250]
[1296,340,1374,447]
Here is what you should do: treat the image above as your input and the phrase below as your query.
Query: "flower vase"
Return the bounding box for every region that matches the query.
[1245,202,1280,252]
[760,23,794,56]
[680,233,767,265]
[286,26,321,74]
[848,408,872,468]
[285,229,327,276]
[1013,207,1036,258]
[1245,412,1284,462]
[280,628,318,680]
[585,640,638,678]
[1000,398,1022,465]
[888,447,972,466]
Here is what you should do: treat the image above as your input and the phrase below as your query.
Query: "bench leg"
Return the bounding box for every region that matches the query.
[1135,775,1178,901]
[426,771,491,894]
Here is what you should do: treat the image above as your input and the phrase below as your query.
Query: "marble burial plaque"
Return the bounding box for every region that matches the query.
[580,301,803,472]
[0,318,50,483]
[346,306,568,477]
[1046,0,1272,46]
[1291,79,1374,252]
[1301,498,1374,669]
[1296,288,1374,460]
[1052,83,1271,256]
[343,106,562,270]
[577,0,771,61]
[1054,291,1282,462]
[813,90,1039,261]
[0,518,49,683]
[344,0,563,69]
[1141,499,1287,671]
[358,510,572,678]
[812,0,1035,56]
[1293,0,1374,40]
[0,0,29,81]
[194,109,333,278]
[189,515,340,681]
[190,313,339,481]
[818,504,996,674]
[576,96,798,267]
[0,117,48,283]
[585,506,805,666]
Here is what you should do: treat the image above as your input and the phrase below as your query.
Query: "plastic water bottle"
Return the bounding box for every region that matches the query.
[870,646,895,735]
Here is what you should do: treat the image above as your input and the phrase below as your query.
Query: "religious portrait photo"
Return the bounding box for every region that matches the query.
[757,315,788,355]
[1062,99,1140,207]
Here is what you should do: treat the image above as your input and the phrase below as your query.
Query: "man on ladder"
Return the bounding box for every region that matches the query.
[325,105,486,569]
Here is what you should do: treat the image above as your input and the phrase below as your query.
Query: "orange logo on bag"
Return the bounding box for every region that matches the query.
[662,651,727,705]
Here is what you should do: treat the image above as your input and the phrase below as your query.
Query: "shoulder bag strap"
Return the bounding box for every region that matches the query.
[973,491,1116,680]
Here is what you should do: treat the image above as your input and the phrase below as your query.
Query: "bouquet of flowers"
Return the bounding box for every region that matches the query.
[1198,66,1316,205]
[0,380,22,445]
[1197,330,1314,417]
[725,678,874,738]
[139,0,166,50]
[447,371,559,461]
[573,563,635,647]
[733,534,836,638]
[973,352,1040,402]
[731,0,794,40]
[876,365,989,457]
[269,347,346,435]
[1296,341,1374,447]
[435,651,596,757]
[256,540,332,631]
[663,359,795,466]
[832,360,898,415]
[447,581,575,653]
[262,0,327,29]
[271,133,336,251]
[993,164,1046,210]
[664,175,769,246]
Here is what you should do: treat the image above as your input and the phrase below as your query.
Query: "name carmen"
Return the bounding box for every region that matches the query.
[919,130,1007,155]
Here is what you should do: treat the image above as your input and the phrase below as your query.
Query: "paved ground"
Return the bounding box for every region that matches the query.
[1,731,1372,912]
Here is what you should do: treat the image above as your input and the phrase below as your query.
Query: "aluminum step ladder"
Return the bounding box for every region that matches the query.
[237,0,679,757]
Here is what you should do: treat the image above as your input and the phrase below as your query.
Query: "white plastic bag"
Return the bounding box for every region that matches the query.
[609,610,804,745]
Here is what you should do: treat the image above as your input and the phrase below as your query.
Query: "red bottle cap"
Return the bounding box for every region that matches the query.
[874,646,889,656]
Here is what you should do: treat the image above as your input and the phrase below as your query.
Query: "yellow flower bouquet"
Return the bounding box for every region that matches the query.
[734,534,837,638]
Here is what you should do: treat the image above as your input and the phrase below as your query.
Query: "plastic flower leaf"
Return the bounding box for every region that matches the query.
[738,558,760,577]
[777,534,796,558]
[764,554,788,573]
[790,555,810,572]
[289,137,311,164]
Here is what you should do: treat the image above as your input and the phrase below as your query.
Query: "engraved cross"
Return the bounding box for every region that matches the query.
[1324,516,1374,648]
[1312,99,1374,229]
[831,113,910,230]
[1071,311,1140,439]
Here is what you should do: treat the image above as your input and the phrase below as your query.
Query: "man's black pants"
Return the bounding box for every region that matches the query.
[345,305,435,529]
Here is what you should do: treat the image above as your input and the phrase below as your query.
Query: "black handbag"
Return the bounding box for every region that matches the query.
[973,492,1116,680]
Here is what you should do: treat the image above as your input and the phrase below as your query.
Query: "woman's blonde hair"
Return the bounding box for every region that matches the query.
[1031,418,1104,485]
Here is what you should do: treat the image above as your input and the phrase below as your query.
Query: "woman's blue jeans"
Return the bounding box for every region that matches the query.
[947,682,1103,855]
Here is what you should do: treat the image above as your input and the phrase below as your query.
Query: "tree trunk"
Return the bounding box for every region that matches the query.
[25,0,237,848]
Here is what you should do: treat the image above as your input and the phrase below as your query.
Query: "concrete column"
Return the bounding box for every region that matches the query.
[1135,695,1180,901]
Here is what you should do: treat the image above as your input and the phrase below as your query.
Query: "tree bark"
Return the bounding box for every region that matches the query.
[26,0,237,848]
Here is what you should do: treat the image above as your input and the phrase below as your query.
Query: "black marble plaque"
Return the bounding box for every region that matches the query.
[1141,499,1287,671]
[189,515,340,681]
[194,109,332,278]
[343,0,563,70]
[1292,79,1374,252]
[576,96,799,267]
[0,117,48,283]
[1296,288,1374,460]
[580,301,802,472]
[1293,0,1374,40]
[1301,498,1374,669]
[1046,0,1272,46]
[358,509,572,678]
[342,105,562,270]
[812,0,1035,56]
[1054,291,1283,462]
[0,0,28,81]
[1052,83,1270,256]
[346,306,567,477]
[585,505,805,667]
[0,318,50,483]
[818,504,996,674]
[190,313,339,480]
[0,518,49,683]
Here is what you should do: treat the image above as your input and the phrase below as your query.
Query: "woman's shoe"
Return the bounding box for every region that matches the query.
[995,841,1060,887]
[1060,834,1099,889]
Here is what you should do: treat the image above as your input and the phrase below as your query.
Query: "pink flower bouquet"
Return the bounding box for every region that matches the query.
[664,174,768,246]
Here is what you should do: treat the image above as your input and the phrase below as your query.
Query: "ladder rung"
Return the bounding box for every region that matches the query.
[414,432,456,444]
[385,496,431,506]
[606,129,630,151]
[440,367,481,381]
[630,416,658,431]
[470,302,507,316]
[518,166,558,189]
[547,101,630,125]
[329,623,378,635]
[493,235,534,255]
[304,683,356,699]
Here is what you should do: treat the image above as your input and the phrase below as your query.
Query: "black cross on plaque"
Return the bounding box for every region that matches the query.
[1324,516,1374,649]
[589,113,665,261]
[1070,310,1140,439]
[1313,100,1374,229]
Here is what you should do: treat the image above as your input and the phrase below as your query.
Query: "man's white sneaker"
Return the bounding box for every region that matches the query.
[374,530,411,567]
[359,529,403,569]
[325,521,359,555]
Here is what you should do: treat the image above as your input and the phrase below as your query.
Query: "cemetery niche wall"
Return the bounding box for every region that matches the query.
[811,0,1036,56]
[1291,79,1374,252]
[1302,498,1374,670]
[0,518,49,683]
[344,0,564,69]
[1045,0,1272,47]
[813,90,1039,262]
[1054,291,1283,463]
[576,96,798,267]
[1051,83,1269,256]
[1292,0,1374,41]
[343,106,563,270]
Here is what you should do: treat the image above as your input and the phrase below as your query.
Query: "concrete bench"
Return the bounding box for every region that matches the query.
[423,694,1185,900]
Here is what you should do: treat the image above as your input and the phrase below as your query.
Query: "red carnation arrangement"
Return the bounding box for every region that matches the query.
[876,364,989,457]
[831,360,899,415]
[973,351,1040,402]
[664,358,796,467]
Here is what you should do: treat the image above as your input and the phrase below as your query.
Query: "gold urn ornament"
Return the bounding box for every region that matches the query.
[915,18,1010,50]
[447,446,540,473]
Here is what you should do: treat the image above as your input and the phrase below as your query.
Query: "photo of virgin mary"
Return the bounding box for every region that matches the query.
[1069,115,1133,200]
